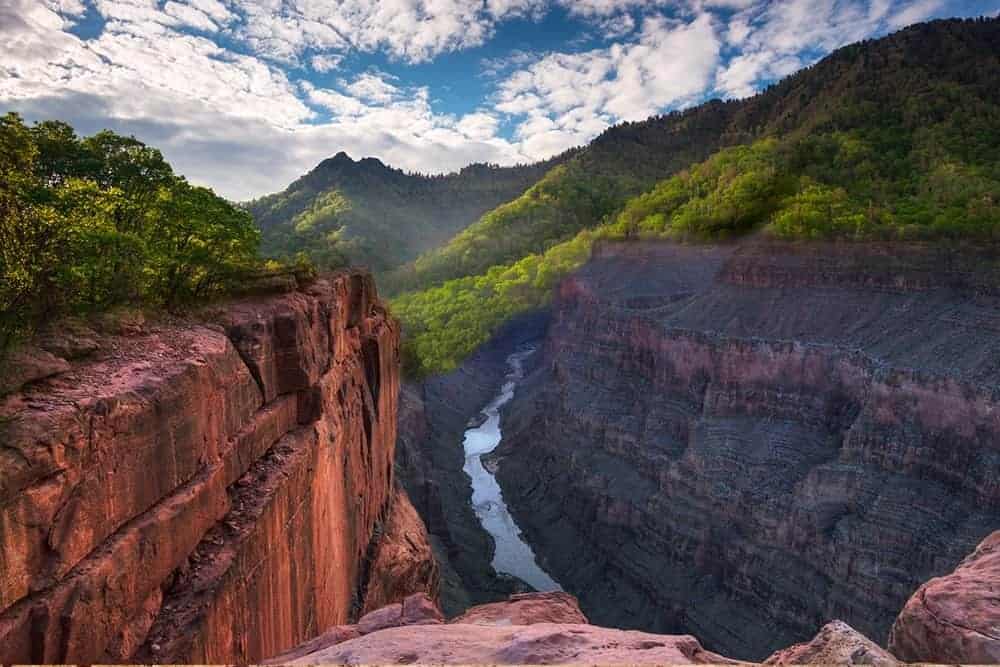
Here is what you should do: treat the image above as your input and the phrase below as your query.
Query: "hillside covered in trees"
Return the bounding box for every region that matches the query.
[248,150,569,272]
[391,17,1000,376]
[0,114,267,353]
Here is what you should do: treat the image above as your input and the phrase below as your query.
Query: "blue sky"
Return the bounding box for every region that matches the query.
[2,0,997,200]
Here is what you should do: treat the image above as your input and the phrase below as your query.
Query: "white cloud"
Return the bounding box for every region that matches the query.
[711,0,945,99]
[457,112,501,140]
[342,71,402,104]
[310,54,343,73]
[228,0,549,66]
[496,12,721,154]
[1,0,989,201]
[888,0,947,28]
[163,1,219,32]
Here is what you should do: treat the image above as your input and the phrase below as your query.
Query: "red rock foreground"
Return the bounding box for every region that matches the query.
[269,591,905,665]
[0,273,437,664]
[275,529,1000,666]
[890,530,1000,664]
[270,592,738,665]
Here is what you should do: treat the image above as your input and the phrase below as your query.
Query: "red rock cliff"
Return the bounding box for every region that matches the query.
[890,530,1000,663]
[0,272,435,664]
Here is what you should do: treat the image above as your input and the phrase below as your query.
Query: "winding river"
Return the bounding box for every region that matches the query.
[461,345,562,592]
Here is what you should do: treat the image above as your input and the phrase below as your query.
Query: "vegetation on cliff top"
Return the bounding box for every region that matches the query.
[392,17,1000,376]
[0,113,270,352]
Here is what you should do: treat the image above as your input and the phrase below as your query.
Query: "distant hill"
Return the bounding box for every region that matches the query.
[248,151,570,272]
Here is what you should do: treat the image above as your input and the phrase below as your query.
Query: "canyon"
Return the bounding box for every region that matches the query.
[2,243,998,664]
[493,240,1000,660]
[0,272,437,664]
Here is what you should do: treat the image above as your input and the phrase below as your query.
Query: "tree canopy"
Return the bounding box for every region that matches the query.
[0,113,261,351]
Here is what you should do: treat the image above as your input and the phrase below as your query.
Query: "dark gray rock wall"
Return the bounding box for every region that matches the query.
[495,241,1000,660]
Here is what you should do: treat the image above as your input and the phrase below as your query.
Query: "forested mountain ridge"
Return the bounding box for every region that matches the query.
[391,16,1000,375]
[386,17,999,294]
[248,150,570,272]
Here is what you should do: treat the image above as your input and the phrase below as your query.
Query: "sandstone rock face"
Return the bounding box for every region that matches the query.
[496,240,1000,659]
[0,272,430,664]
[765,621,898,665]
[889,530,1000,663]
[285,592,734,665]
[361,487,442,615]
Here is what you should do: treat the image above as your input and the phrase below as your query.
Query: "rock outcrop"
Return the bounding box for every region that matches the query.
[496,240,1000,659]
[360,487,441,615]
[280,591,734,665]
[0,273,435,664]
[889,530,1000,663]
[451,591,588,626]
[765,621,897,665]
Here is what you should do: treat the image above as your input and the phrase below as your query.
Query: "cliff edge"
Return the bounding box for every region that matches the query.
[0,272,437,664]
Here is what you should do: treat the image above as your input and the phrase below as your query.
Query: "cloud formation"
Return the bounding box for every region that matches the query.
[1,0,993,199]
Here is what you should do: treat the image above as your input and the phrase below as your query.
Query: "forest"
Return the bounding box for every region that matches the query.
[0,113,264,353]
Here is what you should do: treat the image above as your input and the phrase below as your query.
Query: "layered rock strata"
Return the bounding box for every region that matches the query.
[0,273,432,664]
[496,240,1000,659]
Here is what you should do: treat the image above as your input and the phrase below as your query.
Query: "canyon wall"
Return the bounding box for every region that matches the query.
[496,240,1000,660]
[0,273,434,664]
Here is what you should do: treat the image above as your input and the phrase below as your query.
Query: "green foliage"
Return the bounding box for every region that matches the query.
[385,163,626,293]
[391,230,597,377]
[318,18,1000,377]
[249,152,566,273]
[0,113,262,351]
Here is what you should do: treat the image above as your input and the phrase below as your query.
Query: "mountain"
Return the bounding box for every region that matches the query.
[248,151,569,272]
[390,16,1000,375]
[391,17,999,293]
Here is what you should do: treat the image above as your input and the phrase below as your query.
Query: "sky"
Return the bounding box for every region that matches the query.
[2,0,998,200]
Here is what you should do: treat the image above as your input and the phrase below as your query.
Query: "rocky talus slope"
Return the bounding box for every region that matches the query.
[496,240,1000,659]
[0,273,437,664]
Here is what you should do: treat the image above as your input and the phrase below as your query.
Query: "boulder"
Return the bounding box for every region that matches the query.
[0,346,70,395]
[356,592,444,635]
[889,530,1000,664]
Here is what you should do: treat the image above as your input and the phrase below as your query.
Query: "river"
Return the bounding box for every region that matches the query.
[461,345,562,592]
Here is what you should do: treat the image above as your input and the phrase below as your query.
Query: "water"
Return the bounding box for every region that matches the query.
[462,345,562,592]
